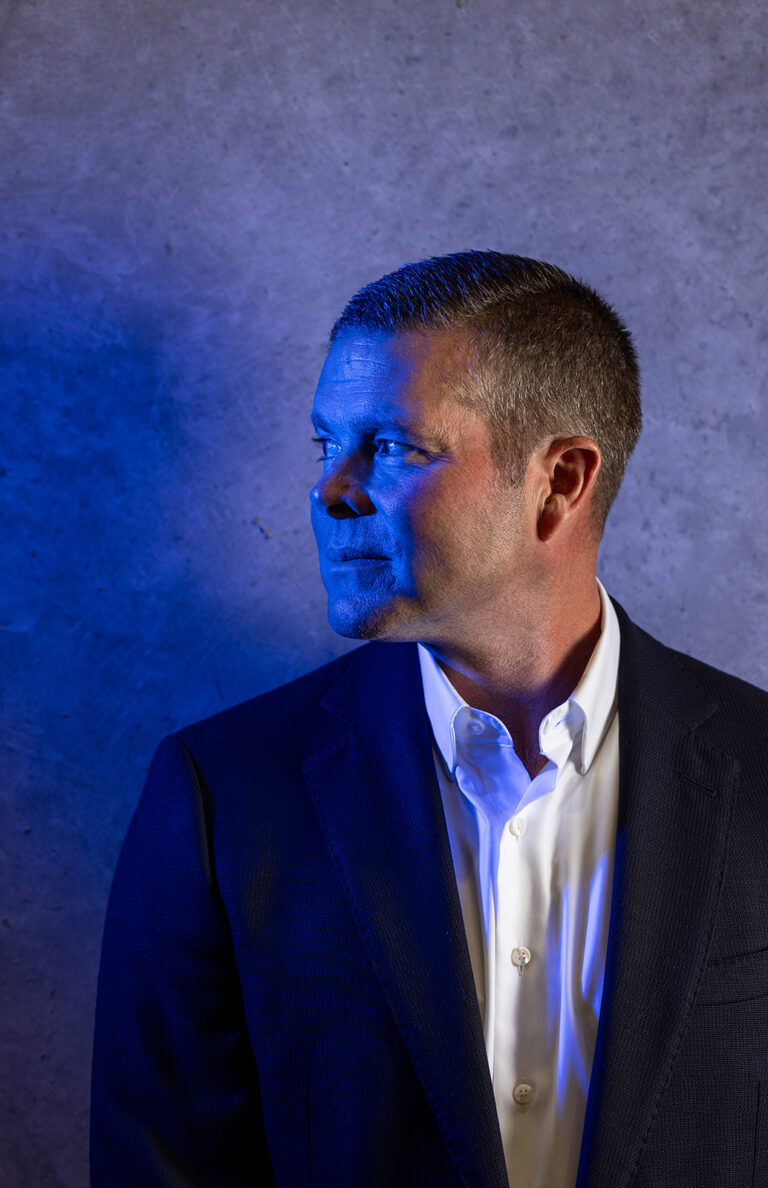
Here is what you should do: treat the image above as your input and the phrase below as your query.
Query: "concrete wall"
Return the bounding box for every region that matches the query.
[2,0,766,1182]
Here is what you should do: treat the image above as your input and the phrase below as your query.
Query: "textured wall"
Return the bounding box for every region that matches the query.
[2,0,766,1182]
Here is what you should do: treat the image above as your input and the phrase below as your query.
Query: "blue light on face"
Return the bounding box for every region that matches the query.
[308,333,443,639]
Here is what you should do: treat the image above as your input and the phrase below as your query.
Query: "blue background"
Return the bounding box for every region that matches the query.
[2,1,767,1182]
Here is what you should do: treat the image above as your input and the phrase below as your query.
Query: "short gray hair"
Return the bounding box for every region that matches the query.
[330,251,641,530]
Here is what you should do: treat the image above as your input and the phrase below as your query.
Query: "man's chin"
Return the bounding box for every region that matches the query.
[327,597,411,641]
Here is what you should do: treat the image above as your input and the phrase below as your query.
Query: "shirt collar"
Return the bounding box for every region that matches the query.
[417,580,620,780]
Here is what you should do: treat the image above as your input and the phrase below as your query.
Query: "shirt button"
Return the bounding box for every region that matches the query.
[513,1082,535,1107]
[508,817,526,838]
[511,946,531,969]
[466,720,484,735]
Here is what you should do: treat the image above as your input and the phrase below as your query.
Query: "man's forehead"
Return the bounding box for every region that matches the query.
[321,330,423,381]
[317,327,471,391]
[311,327,490,455]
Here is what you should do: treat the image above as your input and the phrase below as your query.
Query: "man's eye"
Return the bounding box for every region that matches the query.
[312,437,340,460]
[375,439,415,457]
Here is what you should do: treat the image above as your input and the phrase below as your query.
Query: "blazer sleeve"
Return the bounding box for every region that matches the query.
[90,733,274,1186]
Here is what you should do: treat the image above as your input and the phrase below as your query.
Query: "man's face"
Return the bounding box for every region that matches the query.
[310,328,535,644]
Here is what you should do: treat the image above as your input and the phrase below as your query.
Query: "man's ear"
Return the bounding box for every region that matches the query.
[536,437,602,543]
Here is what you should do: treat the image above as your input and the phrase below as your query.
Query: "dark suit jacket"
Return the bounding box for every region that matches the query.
[91,602,768,1187]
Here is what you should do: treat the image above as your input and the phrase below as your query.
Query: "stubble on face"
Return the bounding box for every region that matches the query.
[311,327,534,649]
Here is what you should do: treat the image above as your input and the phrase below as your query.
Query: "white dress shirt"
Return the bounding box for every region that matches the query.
[417,581,621,1188]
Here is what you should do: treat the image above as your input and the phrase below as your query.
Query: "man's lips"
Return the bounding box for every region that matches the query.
[325,548,390,562]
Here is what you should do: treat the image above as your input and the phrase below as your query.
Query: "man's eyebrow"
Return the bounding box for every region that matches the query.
[310,413,338,433]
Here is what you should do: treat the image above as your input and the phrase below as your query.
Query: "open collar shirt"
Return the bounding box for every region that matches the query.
[417,581,621,1188]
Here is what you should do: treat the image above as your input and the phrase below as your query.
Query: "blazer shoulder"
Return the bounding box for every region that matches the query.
[673,648,768,711]
[172,640,412,766]
[614,597,768,747]
[174,646,356,756]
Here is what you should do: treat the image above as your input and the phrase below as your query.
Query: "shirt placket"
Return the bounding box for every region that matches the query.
[461,715,578,1188]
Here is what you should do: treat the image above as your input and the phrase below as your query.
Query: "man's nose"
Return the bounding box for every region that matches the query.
[309,455,376,519]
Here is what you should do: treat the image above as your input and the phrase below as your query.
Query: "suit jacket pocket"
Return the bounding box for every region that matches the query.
[697,946,768,1005]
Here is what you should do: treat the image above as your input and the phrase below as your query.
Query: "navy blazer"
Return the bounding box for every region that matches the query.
[91,603,768,1187]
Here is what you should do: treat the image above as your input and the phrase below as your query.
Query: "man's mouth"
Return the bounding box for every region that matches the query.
[326,549,390,562]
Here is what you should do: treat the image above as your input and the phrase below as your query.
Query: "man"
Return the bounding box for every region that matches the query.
[91,252,768,1188]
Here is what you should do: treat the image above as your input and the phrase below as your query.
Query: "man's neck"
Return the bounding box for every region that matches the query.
[429,578,603,780]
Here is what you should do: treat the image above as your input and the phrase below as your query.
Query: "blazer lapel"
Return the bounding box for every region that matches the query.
[576,607,740,1188]
[303,642,509,1188]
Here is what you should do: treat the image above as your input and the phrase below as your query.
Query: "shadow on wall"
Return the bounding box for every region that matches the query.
[3,273,335,1186]
[4,277,321,824]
